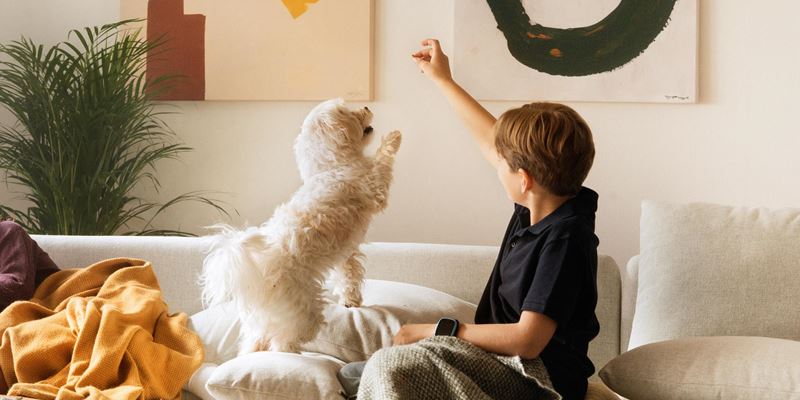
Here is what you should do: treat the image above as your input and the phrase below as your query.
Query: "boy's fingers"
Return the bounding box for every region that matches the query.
[411,54,431,63]
[424,40,446,62]
[414,58,431,73]
[413,56,432,64]
[411,48,432,58]
[412,54,432,63]
[428,39,441,52]
[420,38,441,52]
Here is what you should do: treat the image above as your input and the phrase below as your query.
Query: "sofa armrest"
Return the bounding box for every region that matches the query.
[620,255,639,353]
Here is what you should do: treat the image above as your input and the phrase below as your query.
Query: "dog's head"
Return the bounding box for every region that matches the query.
[294,99,374,179]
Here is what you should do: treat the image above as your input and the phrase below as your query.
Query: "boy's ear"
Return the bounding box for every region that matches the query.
[517,168,535,193]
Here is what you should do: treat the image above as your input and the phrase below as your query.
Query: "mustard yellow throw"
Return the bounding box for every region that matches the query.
[0,258,203,400]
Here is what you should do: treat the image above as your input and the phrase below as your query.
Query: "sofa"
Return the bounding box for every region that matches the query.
[24,200,800,400]
[31,236,623,399]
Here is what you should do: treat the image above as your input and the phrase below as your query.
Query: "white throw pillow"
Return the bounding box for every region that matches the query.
[629,201,800,350]
[600,336,800,400]
[185,363,217,400]
[189,302,241,364]
[206,352,346,400]
[189,279,477,364]
[307,279,477,362]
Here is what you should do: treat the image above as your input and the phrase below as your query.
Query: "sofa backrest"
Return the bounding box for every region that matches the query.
[33,236,621,371]
[33,235,212,315]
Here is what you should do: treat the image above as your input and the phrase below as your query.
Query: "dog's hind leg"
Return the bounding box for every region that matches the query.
[332,250,366,308]
[241,331,271,354]
[267,277,327,353]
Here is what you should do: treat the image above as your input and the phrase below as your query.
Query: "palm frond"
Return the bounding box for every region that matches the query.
[0,20,230,235]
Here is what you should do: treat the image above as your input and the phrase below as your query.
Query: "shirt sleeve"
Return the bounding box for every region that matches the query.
[521,238,587,326]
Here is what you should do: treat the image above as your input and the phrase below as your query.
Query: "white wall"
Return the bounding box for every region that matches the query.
[2,0,799,268]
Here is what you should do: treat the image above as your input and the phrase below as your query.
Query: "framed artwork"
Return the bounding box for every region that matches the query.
[120,0,374,101]
[454,0,698,103]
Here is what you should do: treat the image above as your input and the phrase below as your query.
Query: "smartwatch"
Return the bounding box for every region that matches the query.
[434,318,460,337]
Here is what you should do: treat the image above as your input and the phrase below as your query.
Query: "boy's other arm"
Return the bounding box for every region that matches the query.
[393,311,557,359]
[412,39,499,168]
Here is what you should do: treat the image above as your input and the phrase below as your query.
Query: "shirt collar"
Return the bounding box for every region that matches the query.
[514,187,598,237]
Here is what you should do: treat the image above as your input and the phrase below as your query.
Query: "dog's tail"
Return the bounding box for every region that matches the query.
[200,224,271,308]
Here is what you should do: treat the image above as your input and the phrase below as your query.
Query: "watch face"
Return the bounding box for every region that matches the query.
[435,318,457,336]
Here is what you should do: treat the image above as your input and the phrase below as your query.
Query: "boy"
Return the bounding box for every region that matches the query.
[352,39,599,400]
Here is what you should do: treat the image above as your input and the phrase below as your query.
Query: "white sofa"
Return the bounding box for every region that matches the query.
[30,200,800,400]
[32,236,624,399]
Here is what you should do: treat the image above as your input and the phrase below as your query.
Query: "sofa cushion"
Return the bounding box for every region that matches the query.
[600,336,800,400]
[206,352,346,400]
[189,279,477,365]
[628,201,800,349]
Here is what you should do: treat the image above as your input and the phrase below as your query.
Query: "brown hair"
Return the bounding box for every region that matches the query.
[494,102,595,196]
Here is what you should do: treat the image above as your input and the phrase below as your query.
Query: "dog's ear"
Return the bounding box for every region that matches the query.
[316,112,351,143]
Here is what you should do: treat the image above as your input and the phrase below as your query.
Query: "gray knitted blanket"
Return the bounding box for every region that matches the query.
[357,336,562,400]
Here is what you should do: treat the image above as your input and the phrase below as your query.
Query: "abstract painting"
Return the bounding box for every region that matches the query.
[120,0,373,101]
[454,0,698,103]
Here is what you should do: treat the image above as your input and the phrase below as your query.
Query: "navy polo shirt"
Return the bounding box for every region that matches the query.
[475,187,600,400]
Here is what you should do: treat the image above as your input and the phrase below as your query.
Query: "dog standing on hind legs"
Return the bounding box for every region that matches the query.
[200,99,401,354]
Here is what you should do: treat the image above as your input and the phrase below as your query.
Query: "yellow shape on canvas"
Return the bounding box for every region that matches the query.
[282,0,319,19]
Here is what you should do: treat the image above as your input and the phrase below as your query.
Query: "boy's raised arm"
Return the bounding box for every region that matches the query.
[413,39,499,168]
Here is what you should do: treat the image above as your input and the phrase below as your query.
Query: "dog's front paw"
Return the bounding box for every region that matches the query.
[380,130,402,156]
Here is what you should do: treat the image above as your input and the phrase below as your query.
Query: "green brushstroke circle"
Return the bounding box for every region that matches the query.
[487,0,678,76]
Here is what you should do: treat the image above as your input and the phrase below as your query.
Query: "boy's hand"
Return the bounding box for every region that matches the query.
[412,38,498,167]
[392,323,435,346]
[412,39,453,85]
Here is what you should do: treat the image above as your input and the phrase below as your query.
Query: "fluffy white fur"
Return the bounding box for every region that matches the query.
[199,99,401,354]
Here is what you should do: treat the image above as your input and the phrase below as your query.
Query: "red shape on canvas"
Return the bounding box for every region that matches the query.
[146,0,205,100]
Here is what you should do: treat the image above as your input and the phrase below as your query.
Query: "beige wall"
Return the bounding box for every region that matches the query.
[1,0,799,269]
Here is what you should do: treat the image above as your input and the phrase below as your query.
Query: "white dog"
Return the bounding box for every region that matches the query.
[200,99,401,353]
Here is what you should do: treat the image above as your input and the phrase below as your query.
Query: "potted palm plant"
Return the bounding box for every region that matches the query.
[0,20,227,235]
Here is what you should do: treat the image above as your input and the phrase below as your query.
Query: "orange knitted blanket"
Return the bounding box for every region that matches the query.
[0,258,203,400]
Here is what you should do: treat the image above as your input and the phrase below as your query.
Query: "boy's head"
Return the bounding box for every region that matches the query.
[494,102,594,199]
